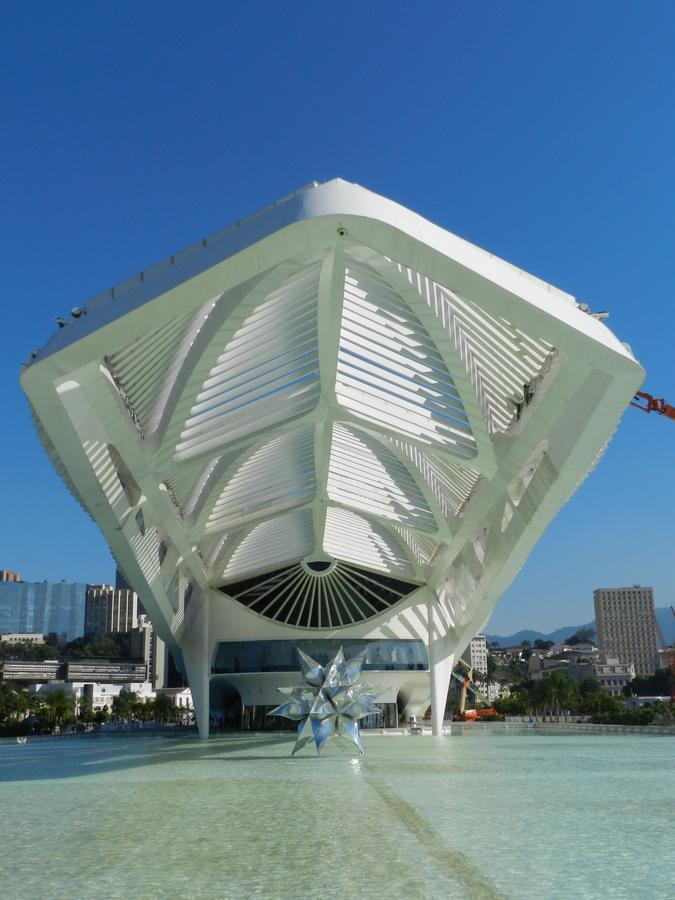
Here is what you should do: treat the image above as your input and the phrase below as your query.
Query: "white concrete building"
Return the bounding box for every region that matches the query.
[21,179,644,737]
[0,632,45,644]
[157,687,193,709]
[30,679,156,710]
[594,657,635,696]
[462,634,488,676]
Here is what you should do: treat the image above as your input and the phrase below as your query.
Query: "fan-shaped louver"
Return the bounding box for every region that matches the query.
[389,258,556,434]
[394,527,441,567]
[222,510,315,581]
[176,264,321,460]
[205,427,315,534]
[323,507,413,575]
[105,304,206,436]
[387,437,482,520]
[327,423,436,533]
[336,259,476,458]
[162,457,218,516]
[220,560,420,628]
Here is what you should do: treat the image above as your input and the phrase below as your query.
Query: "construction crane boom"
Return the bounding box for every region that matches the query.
[631,392,675,420]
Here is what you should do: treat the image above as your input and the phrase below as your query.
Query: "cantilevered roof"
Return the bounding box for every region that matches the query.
[21,179,643,654]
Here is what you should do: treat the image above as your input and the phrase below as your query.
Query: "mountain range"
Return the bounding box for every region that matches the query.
[486,608,675,647]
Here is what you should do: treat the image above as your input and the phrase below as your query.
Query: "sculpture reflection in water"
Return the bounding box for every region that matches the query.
[269,647,380,755]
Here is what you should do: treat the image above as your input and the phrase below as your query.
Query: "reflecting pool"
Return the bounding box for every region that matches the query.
[0,730,672,899]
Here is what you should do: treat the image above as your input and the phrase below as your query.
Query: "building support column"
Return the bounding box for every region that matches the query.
[181,591,211,740]
[428,594,454,736]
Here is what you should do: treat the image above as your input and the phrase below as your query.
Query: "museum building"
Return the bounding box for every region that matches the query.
[21,179,643,736]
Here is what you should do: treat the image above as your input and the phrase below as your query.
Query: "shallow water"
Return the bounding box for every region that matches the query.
[0,730,673,899]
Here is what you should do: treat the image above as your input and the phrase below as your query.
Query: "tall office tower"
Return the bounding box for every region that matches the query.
[0,570,21,582]
[115,567,146,615]
[85,584,139,635]
[594,585,659,675]
[0,580,86,641]
[114,568,131,592]
[461,634,488,677]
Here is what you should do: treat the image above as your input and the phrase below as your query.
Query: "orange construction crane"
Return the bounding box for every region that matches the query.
[631,392,675,420]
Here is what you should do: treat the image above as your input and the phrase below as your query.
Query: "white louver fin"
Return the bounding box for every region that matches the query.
[105,304,207,436]
[387,437,482,520]
[327,423,437,533]
[394,527,441,567]
[205,428,316,534]
[222,510,315,581]
[162,457,217,515]
[389,258,556,434]
[336,259,477,457]
[323,506,414,575]
[176,264,322,461]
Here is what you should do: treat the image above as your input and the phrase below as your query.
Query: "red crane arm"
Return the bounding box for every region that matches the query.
[631,391,675,420]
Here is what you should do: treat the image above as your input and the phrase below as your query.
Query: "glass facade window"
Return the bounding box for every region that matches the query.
[212,639,429,674]
[0,581,86,642]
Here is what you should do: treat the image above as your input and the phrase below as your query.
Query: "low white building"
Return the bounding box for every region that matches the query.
[157,687,192,709]
[528,653,634,695]
[594,658,635,696]
[0,632,45,644]
[29,680,157,710]
[474,679,504,702]
[625,695,669,710]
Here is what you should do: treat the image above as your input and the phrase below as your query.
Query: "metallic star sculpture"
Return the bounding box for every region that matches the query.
[269,647,380,755]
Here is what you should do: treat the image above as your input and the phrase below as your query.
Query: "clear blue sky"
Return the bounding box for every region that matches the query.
[2,2,674,633]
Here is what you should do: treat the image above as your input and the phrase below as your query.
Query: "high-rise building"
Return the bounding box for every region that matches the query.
[594,585,659,675]
[115,567,146,616]
[0,570,21,582]
[461,634,488,677]
[85,584,139,635]
[114,568,132,592]
[0,580,86,642]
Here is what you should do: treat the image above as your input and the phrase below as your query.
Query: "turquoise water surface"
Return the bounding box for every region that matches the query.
[0,730,672,899]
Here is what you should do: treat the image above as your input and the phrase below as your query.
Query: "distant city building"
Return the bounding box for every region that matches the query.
[157,686,193,709]
[0,580,86,642]
[85,584,138,635]
[0,660,60,681]
[150,630,166,689]
[114,568,132,592]
[594,585,659,675]
[461,634,488,676]
[65,659,147,683]
[0,570,20,582]
[528,651,635,696]
[0,632,45,644]
[593,658,635,696]
[549,641,597,656]
[115,567,146,616]
[30,679,156,711]
[127,614,166,689]
[0,658,147,684]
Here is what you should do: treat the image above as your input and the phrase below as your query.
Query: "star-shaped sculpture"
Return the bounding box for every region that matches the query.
[269,647,380,755]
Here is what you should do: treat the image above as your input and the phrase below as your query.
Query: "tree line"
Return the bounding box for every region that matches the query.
[493,669,673,726]
[0,683,189,737]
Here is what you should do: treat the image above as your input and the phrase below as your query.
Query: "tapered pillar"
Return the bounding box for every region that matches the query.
[181,591,211,739]
[429,643,454,736]
[428,594,454,736]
